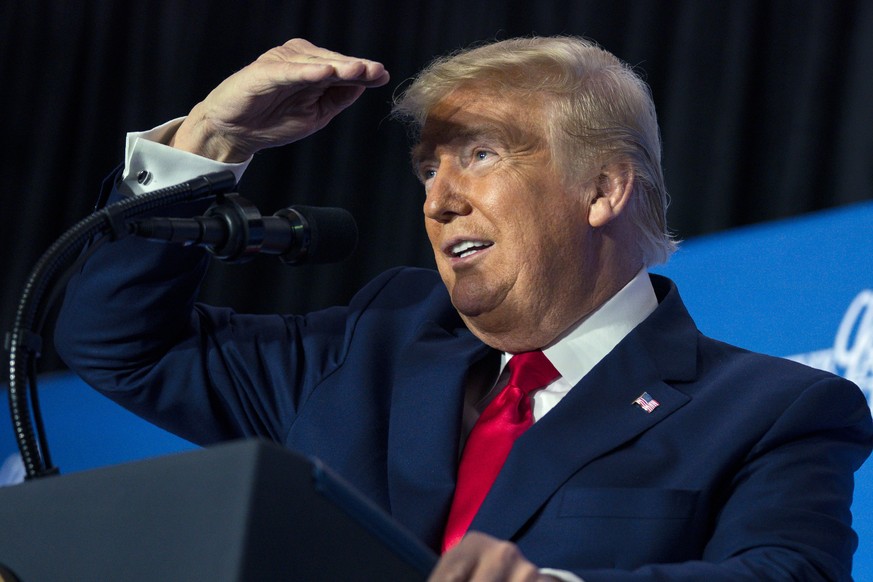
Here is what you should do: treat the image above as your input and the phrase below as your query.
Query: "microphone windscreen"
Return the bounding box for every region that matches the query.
[292,206,358,264]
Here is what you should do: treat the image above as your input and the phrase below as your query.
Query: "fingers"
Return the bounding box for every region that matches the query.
[258,38,389,87]
[429,532,546,582]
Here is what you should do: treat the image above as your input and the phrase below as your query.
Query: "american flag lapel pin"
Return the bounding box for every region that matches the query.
[632,391,660,413]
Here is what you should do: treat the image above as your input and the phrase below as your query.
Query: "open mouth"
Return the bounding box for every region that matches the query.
[449,240,494,259]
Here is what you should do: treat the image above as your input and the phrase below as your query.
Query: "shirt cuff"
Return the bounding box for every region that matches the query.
[540,568,585,582]
[122,117,251,196]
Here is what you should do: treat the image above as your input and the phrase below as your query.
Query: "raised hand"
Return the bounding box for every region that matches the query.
[170,38,390,162]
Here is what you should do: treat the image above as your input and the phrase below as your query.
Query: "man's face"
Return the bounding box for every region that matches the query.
[413,87,605,351]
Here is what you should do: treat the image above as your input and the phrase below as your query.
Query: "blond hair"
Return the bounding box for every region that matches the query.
[393,36,677,265]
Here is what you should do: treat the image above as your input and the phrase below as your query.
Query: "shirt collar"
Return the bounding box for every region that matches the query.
[499,269,658,388]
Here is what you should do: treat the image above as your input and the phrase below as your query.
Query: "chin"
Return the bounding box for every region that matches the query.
[452,299,488,319]
[449,286,503,319]
[449,271,512,308]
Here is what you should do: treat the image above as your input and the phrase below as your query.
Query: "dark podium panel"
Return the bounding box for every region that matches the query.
[0,440,436,581]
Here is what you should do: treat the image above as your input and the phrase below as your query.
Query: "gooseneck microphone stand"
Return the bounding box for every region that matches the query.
[5,171,237,480]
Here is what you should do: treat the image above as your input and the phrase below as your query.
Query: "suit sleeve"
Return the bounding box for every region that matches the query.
[54,169,377,446]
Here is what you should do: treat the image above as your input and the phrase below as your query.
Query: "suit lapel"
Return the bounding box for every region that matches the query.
[470,277,699,541]
[387,320,494,549]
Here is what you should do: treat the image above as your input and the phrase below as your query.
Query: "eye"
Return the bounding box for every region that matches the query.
[474,150,491,161]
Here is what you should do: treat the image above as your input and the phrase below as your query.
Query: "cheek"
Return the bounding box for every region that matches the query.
[524,207,589,272]
[542,189,590,235]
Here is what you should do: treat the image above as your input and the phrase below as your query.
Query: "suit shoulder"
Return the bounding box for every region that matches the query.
[694,333,871,426]
[345,266,459,328]
[351,266,446,307]
[697,333,846,384]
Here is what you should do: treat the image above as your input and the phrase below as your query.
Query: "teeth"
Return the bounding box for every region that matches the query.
[451,240,491,258]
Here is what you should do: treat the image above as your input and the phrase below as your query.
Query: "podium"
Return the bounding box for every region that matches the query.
[0,440,436,581]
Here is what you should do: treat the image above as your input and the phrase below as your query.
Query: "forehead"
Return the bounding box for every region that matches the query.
[413,87,548,160]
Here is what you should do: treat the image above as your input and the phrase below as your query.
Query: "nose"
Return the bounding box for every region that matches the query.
[423,166,472,223]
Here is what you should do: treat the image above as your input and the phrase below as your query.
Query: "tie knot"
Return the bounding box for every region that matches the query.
[506,350,560,395]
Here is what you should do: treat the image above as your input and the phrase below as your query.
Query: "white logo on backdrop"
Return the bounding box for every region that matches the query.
[788,290,873,414]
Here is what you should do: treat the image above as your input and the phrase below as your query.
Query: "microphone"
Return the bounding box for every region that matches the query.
[127,194,358,264]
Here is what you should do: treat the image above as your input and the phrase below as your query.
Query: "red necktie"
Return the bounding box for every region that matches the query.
[441,350,560,552]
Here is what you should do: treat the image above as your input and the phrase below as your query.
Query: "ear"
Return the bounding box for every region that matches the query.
[588,162,634,228]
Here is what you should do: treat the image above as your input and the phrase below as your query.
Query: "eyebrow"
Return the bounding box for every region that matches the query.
[411,122,512,167]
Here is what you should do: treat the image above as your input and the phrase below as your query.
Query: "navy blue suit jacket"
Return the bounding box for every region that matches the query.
[55,177,873,581]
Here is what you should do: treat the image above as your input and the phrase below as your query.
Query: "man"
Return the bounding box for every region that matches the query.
[56,37,872,581]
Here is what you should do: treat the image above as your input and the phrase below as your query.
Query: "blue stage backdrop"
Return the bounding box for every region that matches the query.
[2,201,872,578]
